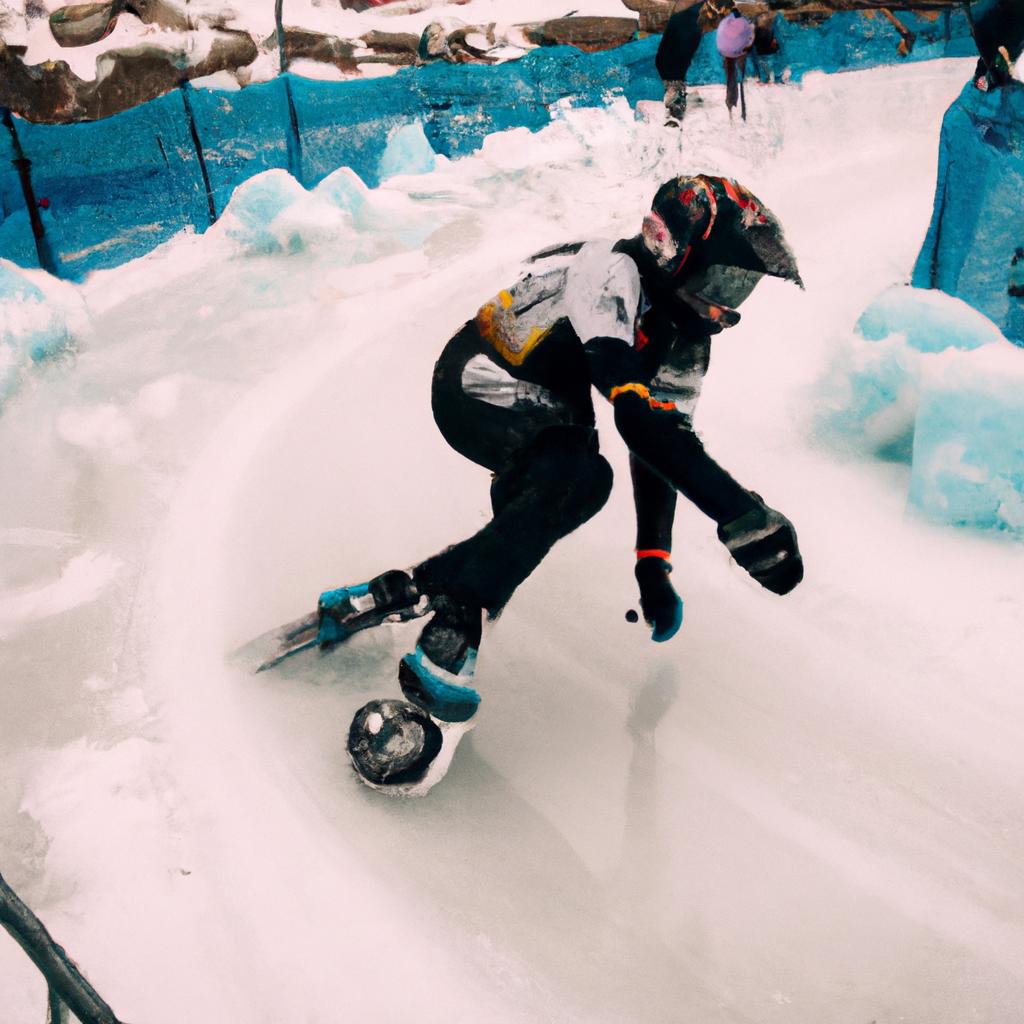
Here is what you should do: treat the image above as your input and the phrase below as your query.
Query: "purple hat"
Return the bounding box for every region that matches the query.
[716,12,754,59]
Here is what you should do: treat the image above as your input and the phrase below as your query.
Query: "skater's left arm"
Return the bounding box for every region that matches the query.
[567,243,787,534]
[584,333,803,596]
[583,332,754,524]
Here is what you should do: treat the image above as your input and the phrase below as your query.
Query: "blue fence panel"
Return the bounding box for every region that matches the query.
[0,127,41,270]
[410,58,549,158]
[9,93,208,279]
[913,81,1024,345]
[187,78,294,216]
[290,72,419,188]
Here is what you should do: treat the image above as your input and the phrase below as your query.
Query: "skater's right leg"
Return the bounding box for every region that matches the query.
[401,422,612,721]
[344,428,609,795]
[346,324,608,793]
[413,423,614,617]
[387,322,611,732]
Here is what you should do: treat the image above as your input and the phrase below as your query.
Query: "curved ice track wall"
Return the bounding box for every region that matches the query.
[1,10,974,280]
[913,79,1024,346]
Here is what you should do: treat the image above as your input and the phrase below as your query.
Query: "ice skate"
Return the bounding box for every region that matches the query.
[349,596,482,796]
[255,569,428,671]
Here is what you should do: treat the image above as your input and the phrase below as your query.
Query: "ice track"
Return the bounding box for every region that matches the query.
[2,59,1024,1024]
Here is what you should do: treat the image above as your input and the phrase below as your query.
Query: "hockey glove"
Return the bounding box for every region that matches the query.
[717,503,803,595]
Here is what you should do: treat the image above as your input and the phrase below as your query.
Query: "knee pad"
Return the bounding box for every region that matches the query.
[491,426,611,526]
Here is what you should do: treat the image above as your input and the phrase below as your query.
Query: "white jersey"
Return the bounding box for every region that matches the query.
[474,241,644,366]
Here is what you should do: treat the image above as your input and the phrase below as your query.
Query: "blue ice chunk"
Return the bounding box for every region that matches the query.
[378,123,437,181]
[817,287,1005,461]
[820,283,1024,536]
[1,262,75,410]
[217,170,307,255]
[856,286,1005,353]
[314,166,439,255]
[314,167,371,222]
[909,344,1024,535]
[816,334,921,461]
[0,264,45,305]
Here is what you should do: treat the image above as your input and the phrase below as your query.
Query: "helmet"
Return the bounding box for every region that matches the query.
[641,175,722,277]
[640,175,803,287]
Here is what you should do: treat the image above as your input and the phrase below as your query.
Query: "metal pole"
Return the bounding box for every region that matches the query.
[274,0,304,181]
[179,82,218,225]
[0,870,126,1024]
[2,107,59,275]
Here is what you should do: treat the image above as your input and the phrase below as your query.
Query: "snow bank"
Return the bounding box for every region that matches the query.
[817,284,1024,535]
[212,162,444,258]
[0,260,85,411]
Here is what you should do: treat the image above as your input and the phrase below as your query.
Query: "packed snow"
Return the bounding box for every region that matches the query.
[2,57,1024,1024]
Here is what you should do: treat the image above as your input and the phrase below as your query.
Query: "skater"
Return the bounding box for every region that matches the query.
[716,8,755,120]
[268,174,806,795]
[655,1,777,125]
[655,0,708,126]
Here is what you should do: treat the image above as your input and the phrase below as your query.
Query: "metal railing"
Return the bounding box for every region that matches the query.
[1,868,125,1024]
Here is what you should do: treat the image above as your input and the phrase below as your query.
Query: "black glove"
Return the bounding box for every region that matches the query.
[717,502,803,595]
[635,556,684,642]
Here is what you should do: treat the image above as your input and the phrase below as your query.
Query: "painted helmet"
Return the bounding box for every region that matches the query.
[641,175,803,287]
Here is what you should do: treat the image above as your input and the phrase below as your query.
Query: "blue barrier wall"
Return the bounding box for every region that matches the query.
[913,79,1024,346]
[0,9,974,281]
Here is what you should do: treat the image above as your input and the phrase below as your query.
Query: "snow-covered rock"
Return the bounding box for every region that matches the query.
[47,1,122,48]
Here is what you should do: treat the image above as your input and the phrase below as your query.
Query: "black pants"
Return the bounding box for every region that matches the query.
[414,324,613,615]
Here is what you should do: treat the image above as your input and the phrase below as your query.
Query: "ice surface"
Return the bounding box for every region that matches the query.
[2,57,1024,1024]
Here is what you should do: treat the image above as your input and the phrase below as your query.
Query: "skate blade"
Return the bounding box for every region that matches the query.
[245,611,319,673]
